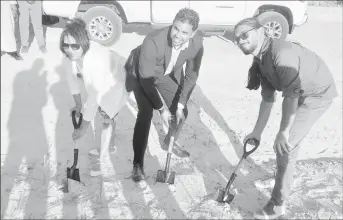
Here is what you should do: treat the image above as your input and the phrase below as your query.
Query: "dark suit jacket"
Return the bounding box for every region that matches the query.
[125,26,204,110]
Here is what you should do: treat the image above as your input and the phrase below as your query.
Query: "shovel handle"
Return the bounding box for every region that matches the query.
[72,111,83,129]
[71,148,79,168]
[243,138,260,159]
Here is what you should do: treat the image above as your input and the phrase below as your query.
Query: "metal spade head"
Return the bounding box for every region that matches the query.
[156,170,175,184]
[67,167,80,182]
[215,188,235,203]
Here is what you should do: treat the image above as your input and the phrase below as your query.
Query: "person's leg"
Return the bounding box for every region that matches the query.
[10,4,21,51]
[90,109,118,176]
[29,1,46,51]
[89,110,117,157]
[254,97,334,219]
[131,82,154,181]
[17,1,30,52]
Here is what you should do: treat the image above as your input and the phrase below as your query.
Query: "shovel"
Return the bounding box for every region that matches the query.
[215,138,260,203]
[64,110,83,193]
[156,118,179,184]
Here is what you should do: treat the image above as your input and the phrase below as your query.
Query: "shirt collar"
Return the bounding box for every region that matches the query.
[253,35,272,63]
[173,40,189,51]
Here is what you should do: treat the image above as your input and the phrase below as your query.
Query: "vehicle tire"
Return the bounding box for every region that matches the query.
[82,6,122,47]
[257,11,289,40]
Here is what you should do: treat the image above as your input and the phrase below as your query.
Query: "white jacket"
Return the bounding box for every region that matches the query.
[65,42,129,121]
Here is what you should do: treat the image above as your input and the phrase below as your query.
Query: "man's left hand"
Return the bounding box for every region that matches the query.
[175,107,184,125]
[273,131,291,156]
[72,123,89,141]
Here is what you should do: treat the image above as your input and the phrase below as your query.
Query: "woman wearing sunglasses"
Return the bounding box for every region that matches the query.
[60,18,129,176]
[233,17,338,219]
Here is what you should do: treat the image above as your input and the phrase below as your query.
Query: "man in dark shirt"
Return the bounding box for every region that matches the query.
[233,17,338,219]
[125,8,204,182]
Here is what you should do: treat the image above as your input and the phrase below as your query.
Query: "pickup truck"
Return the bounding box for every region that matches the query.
[42,0,308,47]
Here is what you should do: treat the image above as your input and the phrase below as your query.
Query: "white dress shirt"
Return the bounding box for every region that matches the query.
[164,41,189,109]
[165,40,189,75]
[66,42,129,122]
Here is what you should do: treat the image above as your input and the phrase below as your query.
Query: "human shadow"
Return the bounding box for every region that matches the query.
[1,58,49,219]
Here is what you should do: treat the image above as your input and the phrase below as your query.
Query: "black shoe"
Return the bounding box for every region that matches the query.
[162,136,190,158]
[7,51,23,60]
[132,163,145,182]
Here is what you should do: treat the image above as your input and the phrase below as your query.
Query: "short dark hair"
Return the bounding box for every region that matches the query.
[234,17,262,34]
[173,8,200,31]
[59,18,90,57]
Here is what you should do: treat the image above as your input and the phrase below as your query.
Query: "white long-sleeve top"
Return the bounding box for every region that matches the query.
[65,42,129,122]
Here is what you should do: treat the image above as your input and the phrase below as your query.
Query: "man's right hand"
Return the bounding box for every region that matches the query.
[243,132,261,145]
[159,107,171,132]
[70,105,82,117]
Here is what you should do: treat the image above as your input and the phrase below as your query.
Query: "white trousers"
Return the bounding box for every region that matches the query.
[1,2,17,52]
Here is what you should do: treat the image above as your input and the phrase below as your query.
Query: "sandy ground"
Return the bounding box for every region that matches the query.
[1,6,342,219]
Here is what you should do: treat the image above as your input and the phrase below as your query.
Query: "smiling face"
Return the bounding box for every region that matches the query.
[62,35,84,61]
[234,25,260,55]
[170,20,196,48]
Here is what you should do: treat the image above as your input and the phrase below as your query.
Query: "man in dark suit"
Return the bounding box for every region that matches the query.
[125,8,204,182]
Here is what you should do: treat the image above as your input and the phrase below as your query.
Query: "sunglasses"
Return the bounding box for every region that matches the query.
[234,28,256,45]
[62,43,81,50]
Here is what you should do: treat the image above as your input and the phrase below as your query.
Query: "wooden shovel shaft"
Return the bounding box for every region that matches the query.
[224,157,244,190]
[164,153,172,173]
[164,136,174,173]
[167,136,175,153]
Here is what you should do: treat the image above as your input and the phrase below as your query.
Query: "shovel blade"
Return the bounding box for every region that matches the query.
[215,188,235,203]
[67,167,80,182]
[166,171,175,184]
[156,170,175,184]
[156,170,166,183]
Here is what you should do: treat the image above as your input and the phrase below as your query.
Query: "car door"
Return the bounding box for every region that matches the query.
[151,0,189,24]
[190,1,246,25]
[42,0,81,19]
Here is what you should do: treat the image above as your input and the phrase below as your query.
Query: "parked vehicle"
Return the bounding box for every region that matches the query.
[42,0,308,46]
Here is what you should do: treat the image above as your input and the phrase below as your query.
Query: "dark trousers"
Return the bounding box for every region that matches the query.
[132,75,188,166]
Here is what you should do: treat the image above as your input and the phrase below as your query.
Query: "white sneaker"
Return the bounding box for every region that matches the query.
[89,149,100,156]
[89,163,101,177]
[254,201,286,220]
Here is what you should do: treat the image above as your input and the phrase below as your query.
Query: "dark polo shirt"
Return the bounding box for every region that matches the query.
[254,38,338,102]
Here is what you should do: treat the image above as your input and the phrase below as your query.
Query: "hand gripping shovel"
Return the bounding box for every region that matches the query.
[156,119,178,184]
[64,110,83,193]
[215,138,260,203]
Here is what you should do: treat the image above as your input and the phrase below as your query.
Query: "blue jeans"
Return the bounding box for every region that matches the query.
[271,96,333,206]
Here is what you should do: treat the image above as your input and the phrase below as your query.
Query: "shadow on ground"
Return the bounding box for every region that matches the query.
[1,58,49,219]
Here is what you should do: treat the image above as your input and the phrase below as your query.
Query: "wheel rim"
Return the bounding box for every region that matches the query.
[88,16,114,41]
[263,21,282,39]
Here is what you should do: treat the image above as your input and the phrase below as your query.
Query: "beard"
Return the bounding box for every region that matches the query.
[239,44,254,55]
